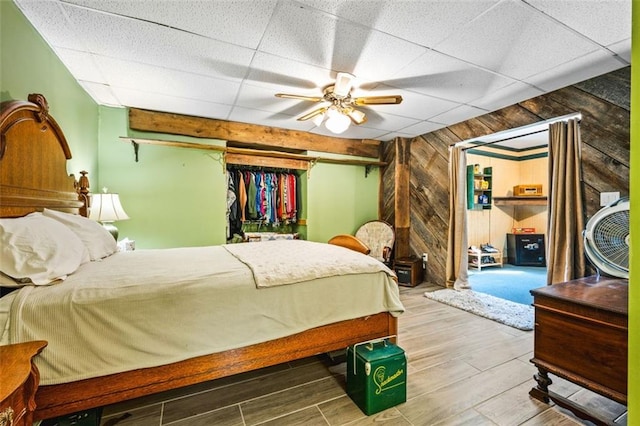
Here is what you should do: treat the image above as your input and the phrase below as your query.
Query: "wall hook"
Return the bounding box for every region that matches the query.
[131,141,140,162]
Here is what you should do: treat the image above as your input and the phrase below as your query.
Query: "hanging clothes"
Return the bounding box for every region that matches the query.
[226,166,300,226]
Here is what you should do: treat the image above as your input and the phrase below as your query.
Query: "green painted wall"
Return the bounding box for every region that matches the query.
[628,1,638,423]
[307,159,380,243]
[97,107,228,248]
[98,106,380,248]
[1,0,99,178]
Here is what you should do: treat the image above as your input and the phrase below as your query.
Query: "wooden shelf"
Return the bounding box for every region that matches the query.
[468,250,503,271]
[120,137,387,172]
[493,196,547,206]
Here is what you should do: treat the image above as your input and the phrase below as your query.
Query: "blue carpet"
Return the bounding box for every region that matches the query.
[468,264,547,305]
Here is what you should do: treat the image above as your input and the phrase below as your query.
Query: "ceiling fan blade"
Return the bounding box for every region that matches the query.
[344,107,367,125]
[353,95,403,105]
[297,107,328,121]
[333,72,355,97]
[275,93,324,102]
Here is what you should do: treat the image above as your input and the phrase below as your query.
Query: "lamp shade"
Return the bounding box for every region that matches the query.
[325,108,351,134]
[89,193,129,222]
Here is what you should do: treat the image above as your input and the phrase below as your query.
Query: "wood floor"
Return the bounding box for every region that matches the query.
[99,284,627,426]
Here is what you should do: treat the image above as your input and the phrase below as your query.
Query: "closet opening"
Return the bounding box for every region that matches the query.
[452,113,581,304]
[225,165,305,243]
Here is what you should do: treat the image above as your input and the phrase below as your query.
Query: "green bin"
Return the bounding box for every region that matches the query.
[346,338,407,415]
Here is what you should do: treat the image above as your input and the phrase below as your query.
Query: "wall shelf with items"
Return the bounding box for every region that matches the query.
[467,165,492,210]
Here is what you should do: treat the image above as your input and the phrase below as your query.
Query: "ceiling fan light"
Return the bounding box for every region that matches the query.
[347,108,366,124]
[311,111,325,127]
[325,112,350,134]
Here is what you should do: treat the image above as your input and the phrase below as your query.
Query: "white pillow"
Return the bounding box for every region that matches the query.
[0,213,89,285]
[43,208,117,261]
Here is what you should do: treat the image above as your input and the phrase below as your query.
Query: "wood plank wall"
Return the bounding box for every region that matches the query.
[382,67,630,287]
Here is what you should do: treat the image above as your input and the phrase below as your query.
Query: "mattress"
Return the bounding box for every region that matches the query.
[5,241,404,385]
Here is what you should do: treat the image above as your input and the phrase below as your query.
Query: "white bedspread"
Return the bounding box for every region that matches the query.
[6,243,404,385]
[224,239,395,287]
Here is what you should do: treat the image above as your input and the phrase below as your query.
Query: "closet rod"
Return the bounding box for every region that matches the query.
[120,137,388,167]
[460,129,548,151]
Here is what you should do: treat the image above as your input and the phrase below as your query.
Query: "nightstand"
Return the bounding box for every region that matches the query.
[0,341,47,426]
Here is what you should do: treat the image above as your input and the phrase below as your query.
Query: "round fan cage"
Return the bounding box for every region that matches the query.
[583,198,629,279]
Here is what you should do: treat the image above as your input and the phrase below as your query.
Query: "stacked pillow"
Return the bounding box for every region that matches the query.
[0,210,117,287]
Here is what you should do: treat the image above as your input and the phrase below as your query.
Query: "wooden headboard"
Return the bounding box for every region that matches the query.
[0,94,88,218]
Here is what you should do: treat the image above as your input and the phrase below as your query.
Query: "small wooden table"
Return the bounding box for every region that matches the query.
[0,341,47,426]
[529,276,627,425]
[468,250,503,271]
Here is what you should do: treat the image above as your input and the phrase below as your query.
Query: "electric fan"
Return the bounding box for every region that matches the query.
[583,197,629,279]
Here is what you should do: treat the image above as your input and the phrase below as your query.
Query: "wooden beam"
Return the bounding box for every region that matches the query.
[128,108,381,158]
[394,137,412,259]
[226,153,309,170]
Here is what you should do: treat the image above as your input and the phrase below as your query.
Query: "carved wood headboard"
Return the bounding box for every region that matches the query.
[0,94,89,218]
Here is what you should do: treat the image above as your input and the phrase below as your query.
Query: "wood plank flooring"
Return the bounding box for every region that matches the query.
[99,284,627,426]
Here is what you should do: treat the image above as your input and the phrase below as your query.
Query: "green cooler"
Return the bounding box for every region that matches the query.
[346,338,407,415]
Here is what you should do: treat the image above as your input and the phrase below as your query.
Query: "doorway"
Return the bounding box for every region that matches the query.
[453,113,581,303]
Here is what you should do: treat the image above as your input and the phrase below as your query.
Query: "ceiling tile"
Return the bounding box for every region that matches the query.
[63,0,278,49]
[608,39,631,63]
[526,50,629,92]
[112,87,233,121]
[468,81,544,113]
[368,87,461,121]
[386,50,517,104]
[54,48,106,83]
[260,2,427,81]
[79,81,121,107]
[429,105,489,126]
[359,111,420,132]
[244,52,331,92]
[13,0,630,142]
[228,106,316,133]
[526,0,631,46]
[14,0,88,50]
[96,57,241,104]
[435,0,602,80]
[399,121,448,137]
[59,3,255,80]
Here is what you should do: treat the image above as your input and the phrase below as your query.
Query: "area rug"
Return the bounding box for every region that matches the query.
[424,289,534,331]
[468,264,546,305]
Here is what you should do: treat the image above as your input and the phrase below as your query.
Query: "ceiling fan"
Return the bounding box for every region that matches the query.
[275,72,403,134]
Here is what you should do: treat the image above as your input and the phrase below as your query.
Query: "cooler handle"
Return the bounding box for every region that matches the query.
[351,335,396,375]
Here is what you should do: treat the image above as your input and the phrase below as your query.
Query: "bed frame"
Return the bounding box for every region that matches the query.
[0,94,398,421]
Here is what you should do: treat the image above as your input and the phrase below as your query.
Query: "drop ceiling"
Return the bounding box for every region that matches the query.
[13,0,631,142]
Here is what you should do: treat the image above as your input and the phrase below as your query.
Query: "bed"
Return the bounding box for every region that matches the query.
[0,94,403,421]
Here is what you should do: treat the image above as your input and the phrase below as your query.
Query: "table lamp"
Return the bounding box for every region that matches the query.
[89,188,130,240]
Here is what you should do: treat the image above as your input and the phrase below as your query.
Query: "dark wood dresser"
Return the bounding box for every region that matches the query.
[529,276,628,425]
[0,341,47,426]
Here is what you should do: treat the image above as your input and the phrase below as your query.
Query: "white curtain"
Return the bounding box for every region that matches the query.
[446,146,470,289]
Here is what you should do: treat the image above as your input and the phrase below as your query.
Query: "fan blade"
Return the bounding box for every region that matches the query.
[297,107,328,122]
[333,72,355,97]
[353,95,403,105]
[344,107,367,125]
[275,93,324,102]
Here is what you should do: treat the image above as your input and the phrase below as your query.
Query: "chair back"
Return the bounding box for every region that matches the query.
[355,220,395,264]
